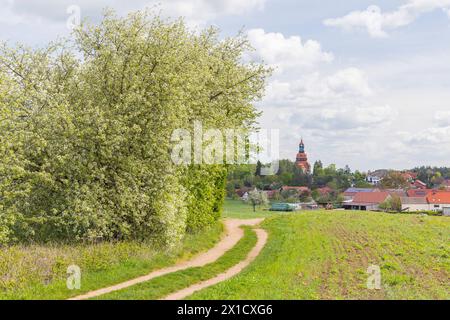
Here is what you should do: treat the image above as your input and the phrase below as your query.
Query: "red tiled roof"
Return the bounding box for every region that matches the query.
[407,189,433,197]
[427,191,450,204]
[318,187,333,195]
[386,189,407,197]
[281,186,310,192]
[351,192,390,204]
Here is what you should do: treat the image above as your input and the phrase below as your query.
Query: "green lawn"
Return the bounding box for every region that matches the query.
[222,199,275,219]
[95,227,257,300]
[0,222,223,300]
[190,210,450,300]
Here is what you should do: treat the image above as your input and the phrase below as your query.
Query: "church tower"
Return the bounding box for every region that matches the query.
[295,139,311,173]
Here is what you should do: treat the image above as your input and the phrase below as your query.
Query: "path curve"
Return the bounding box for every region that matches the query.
[161,228,268,300]
[69,218,264,300]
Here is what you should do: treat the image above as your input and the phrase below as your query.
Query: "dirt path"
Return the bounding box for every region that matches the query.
[161,227,268,300]
[69,218,265,300]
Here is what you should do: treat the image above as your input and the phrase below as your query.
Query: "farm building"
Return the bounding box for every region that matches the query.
[400,197,429,212]
[343,192,390,211]
[343,188,380,201]
[443,207,450,216]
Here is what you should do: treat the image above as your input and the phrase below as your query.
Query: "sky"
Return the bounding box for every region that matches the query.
[1,0,450,171]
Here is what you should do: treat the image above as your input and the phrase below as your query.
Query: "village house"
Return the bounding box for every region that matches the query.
[413,179,427,189]
[427,191,450,212]
[401,171,417,183]
[235,188,250,201]
[366,170,388,185]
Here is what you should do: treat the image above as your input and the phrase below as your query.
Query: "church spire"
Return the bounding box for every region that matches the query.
[296,138,310,173]
[299,139,305,153]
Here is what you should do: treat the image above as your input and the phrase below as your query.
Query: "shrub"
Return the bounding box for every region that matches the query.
[183,165,227,232]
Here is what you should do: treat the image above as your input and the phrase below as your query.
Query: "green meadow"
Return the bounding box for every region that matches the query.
[194,206,450,300]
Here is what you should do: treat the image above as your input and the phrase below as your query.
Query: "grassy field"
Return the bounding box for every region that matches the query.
[95,227,257,300]
[0,222,223,300]
[191,204,450,300]
[2,199,448,300]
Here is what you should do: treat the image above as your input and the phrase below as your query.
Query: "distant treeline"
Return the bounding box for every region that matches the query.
[227,161,450,199]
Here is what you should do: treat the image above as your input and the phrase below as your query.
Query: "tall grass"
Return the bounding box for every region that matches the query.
[0,222,223,299]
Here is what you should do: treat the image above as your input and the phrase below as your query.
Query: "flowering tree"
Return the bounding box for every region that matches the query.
[0,10,270,245]
[248,188,269,212]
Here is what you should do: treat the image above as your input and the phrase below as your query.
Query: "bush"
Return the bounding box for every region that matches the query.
[183,165,227,233]
[0,10,269,246]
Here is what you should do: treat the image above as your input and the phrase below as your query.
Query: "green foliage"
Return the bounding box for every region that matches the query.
[183,165,227,233]
[381,171,409,189]
[379,195,402,212]
[0,10,269,245]
[414,166,450,187]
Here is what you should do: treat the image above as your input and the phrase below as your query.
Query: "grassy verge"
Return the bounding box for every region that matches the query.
[0,222,223,300]
[95,227,258,300]
[190,211,450,300]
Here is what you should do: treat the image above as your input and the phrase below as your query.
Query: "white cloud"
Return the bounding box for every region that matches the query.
[398,126,450,145]
[0,0,25,25]
[327,68,372,97]
[291,105,395,131]
[1,0,266,27]
[246,28,334,72]
[248,28,397,167]
[263,68,372,109]
[444,7,450,17]
[434,110,450,126]
[153,0,266,27]
[324,0,450,38]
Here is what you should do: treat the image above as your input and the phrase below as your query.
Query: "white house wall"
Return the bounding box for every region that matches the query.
[401,204,430,212]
